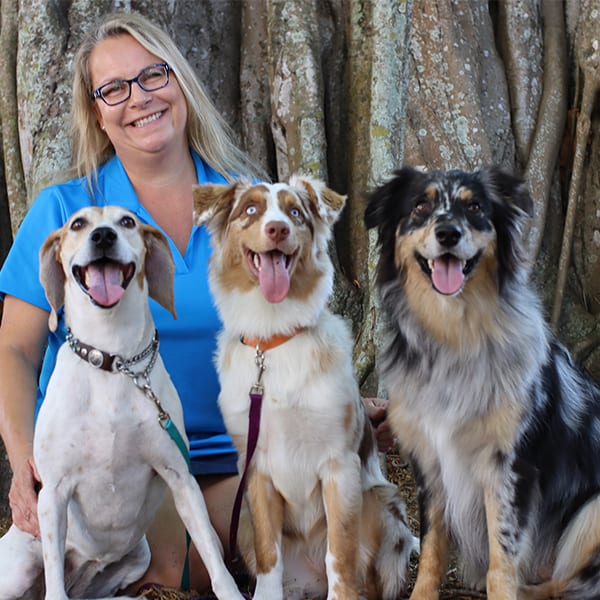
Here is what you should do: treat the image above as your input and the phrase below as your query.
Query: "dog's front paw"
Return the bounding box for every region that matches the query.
[253,572,284,600]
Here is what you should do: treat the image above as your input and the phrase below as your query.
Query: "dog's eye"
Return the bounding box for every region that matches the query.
[246,205,257,216]
[414,201,432,216]
[119,216,136,228]
[290,207,301,219]
[70,217,86,231]
[467,202,482,214]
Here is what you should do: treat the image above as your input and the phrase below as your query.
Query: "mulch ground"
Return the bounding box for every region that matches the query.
[0,452,485,599]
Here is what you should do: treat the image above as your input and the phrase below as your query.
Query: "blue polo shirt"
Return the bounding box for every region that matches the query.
[0,153,237,474]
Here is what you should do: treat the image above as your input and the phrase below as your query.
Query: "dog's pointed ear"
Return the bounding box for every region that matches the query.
[482,167,534,217]
[192,182,239,234]
[143,226,177,319]
[289,175,346,226]
[364,166,424,231]
[39,229,65,332]
[481,167,534,279]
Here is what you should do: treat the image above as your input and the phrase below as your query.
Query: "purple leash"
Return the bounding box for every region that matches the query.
[228,331,302,566]
[228,346,266,566]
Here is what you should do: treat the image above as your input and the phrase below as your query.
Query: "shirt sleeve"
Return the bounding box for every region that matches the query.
[0,186,74,309]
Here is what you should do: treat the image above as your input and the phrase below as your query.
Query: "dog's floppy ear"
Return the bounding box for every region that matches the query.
[289,174,346,226]
[39,228,66,332]
[142,226,177,319]
[192,182,239,235]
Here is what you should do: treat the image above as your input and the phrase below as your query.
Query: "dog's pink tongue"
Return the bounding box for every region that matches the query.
[431,256,464,295]
[87,263,125,307]
[258,251,290,303]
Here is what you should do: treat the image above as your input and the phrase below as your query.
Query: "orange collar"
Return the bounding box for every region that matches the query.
[241,327,304,352]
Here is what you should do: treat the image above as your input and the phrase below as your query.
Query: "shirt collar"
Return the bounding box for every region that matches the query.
[99,151,229,218]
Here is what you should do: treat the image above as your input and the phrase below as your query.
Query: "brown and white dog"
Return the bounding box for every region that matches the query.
[0,207,245,600]
[365,166,600,600]
[193,177,416,600]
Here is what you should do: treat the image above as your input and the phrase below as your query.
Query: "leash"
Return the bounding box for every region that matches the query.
[65,328,192,590]
[228,329,302,565]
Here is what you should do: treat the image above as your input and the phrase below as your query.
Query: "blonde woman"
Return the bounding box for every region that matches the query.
[0,11,263,594]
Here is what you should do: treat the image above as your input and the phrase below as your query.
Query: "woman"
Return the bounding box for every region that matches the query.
[0,11,393,594]
[0,11,265,592]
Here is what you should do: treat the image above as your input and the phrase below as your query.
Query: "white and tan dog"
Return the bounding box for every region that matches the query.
[193,177,416,600]
[0,206,244,600]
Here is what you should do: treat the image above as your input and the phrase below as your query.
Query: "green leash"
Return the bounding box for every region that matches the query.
[162,417,192,591]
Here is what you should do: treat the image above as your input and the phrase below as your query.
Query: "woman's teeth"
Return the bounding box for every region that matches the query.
[132,111,163,127]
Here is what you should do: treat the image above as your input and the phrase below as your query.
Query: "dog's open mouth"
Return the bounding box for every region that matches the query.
[246,249,295,303]
[417,251,481,296]
[73,258,135,308]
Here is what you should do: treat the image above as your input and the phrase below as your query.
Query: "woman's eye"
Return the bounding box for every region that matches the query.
[70,217,86,231]
[102,81,127,98]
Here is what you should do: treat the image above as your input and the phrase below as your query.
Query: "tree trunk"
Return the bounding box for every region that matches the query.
[1,0,600,517]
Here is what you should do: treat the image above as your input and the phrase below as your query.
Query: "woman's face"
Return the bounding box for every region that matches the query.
[89,34,188,161]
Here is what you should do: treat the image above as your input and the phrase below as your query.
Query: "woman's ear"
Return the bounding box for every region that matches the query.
[92,103,105,131]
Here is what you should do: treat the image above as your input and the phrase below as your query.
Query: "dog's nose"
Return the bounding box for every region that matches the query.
[265,221,290,243]
[90,226,117,250]
[435,223,462,247]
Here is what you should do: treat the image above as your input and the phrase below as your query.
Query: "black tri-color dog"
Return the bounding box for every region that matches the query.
[365,166,600,600]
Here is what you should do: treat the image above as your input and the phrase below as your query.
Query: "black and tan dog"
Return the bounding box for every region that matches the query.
[365,166,600,600]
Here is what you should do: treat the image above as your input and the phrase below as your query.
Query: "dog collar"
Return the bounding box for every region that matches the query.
[65,328,159,372]
[241,327,304,352]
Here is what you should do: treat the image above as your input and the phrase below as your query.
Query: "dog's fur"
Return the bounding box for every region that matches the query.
[0,207,244,600]
[365,166,600,600]
[193,177,415,600]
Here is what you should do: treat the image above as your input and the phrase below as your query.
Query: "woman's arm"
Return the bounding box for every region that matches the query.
[0,296,49,536]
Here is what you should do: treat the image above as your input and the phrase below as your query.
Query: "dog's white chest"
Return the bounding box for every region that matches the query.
[218,332,358,509]
[33,348,171,539]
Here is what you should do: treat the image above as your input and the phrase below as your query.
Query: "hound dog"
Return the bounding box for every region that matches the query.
[193,176,416,600]
[365,165,600,600]
[0,206,244,600]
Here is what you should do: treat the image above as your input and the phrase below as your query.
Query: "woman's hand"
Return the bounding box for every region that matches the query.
[363,397,396,453]
[8,456,41,537]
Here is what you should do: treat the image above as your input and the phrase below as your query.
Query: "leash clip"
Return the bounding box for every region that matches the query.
[250,383,264,396]
[254,347,266,387]
[158,412,172,429]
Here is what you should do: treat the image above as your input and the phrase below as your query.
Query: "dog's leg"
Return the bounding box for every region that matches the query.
[484,487,519,600]
[0,525,44,599]
[322,459,362,600]
[37,483,72,600]
[159,469,245,600]
[246,470,285,600]
[409,491,449,600]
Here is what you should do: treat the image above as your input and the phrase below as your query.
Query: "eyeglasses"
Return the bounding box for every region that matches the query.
[92,63,171,106]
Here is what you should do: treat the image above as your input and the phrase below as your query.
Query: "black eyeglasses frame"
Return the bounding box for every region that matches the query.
[92,63,171,106]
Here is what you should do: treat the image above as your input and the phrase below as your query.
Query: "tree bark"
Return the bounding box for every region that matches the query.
[0,0,27,234]
[2,0,600,513]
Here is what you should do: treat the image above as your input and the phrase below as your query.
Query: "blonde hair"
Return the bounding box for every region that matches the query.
[70,11,266,188]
